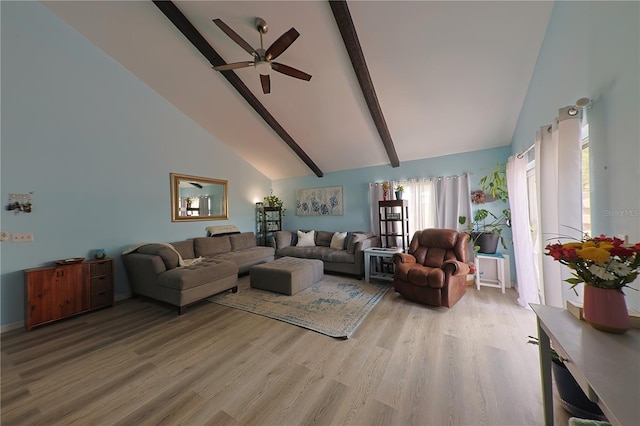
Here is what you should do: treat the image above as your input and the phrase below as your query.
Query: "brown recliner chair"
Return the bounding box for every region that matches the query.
[392,228,470,308]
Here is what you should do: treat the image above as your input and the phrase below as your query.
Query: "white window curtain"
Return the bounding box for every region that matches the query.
[435,174,472,231]
[368,179,436,238]
[368,182,386,235]
[506,155,540,308]
[401,179,437,235]
[535,107,583,307]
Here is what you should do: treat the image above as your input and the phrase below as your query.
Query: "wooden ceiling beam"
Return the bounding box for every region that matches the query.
[153,1,323,177]
[329,0,400,168]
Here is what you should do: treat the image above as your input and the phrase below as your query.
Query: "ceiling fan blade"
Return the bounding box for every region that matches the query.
[271,62,312,81]
[213,61,254,71]
[265,28,299,60]
[260,74,271,94]
[213,18,256,56]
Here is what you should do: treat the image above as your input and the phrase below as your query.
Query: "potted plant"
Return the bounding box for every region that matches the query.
[527,336,606,420]
[470,208,511,253]
[470,163,511,254]
[395,185,404,200]
[263,190,286,217]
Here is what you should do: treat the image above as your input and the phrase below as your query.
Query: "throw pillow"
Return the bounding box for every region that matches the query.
[296,230,316,247]
[343,231,353,250]
[330,232,348,250]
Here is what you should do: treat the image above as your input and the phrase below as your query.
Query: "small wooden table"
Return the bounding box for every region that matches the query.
[364,247,403,283]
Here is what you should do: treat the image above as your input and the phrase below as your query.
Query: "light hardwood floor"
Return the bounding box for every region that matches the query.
[2,276,571,426]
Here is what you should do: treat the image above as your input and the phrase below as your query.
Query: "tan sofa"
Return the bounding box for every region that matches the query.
[268,230,379,277]
[122,232,274,313]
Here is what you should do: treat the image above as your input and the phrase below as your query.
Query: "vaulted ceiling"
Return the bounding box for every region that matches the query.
[43,1,553,180]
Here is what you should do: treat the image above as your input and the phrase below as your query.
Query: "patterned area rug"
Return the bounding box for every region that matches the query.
[207,274,390,339]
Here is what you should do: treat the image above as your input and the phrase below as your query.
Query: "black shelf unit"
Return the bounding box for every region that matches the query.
[378,200,409,251]
[256,203,282,246]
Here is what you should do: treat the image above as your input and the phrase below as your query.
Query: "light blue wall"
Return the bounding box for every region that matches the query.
[511,1,640,310]
[273,146,511,232]
[272,146,513,274]
[0,2,271,327]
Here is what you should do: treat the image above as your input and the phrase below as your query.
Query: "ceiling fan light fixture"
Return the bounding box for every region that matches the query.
[213,18,310,91]
[254,60,271,75]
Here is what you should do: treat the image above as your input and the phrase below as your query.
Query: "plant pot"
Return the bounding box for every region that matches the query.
[472,232,499,254]
[583,286,631,334]
[395,191,403,200]
[552,359,606,420]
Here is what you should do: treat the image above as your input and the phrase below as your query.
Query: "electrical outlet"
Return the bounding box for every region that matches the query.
[12,232,34,242]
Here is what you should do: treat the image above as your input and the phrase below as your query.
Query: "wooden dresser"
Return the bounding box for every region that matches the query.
[24,258,114,330]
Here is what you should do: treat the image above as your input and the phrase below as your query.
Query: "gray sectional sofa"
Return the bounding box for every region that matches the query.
[122,232,274,313]
[268,230,379,277]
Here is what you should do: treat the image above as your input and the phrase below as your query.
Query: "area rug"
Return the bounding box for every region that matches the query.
[207,274,390,339]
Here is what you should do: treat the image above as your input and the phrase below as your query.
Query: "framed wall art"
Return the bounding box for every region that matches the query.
[296,186,343,216]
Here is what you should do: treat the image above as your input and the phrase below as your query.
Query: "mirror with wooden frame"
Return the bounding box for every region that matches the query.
[170,173,229,222]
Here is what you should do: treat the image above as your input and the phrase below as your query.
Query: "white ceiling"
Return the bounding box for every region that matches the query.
[43,1,553,180]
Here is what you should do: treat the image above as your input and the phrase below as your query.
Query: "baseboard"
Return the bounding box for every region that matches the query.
[115,292,132,302]
[1,321,24,333]
[1,293,132,334]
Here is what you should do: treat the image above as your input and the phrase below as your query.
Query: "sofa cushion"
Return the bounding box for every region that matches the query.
[230,232,256,251]
[347,233,368,254]
[296,230,316,247]
[277,245,325,260]
[330,232,347,249]
[322,249,355,263]
[275,231,293,249]
[193,236,231,257]
[171,240,195,260]
[316,231,334,247]
[158,257,237,291]
[136,244,180,270]
[216,246,275,266]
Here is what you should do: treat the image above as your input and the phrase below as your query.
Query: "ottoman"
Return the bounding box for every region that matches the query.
[250,257,324,295]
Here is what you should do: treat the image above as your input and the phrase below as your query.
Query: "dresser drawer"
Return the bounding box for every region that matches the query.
[90,276,113,293]
[90,260,112,277]
[90,289,113,309]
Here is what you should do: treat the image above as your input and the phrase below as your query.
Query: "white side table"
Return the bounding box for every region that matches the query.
[474,253,505,293]
[364,247,403,283]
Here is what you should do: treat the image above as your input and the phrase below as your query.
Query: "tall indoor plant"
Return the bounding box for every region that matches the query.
[545,234,640,333]
[465,163,511,253]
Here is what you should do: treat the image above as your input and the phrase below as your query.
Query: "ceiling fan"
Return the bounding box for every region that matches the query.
[212,17,312,94]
